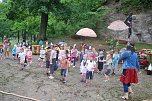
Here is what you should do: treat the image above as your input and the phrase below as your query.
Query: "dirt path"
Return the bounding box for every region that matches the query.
[0,56,152,101]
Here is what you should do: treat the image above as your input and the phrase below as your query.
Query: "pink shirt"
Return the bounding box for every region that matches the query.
[71,48,77,57]
[61,59,68,69]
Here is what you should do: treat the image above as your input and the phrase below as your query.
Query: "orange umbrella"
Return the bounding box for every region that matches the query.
[108,20,129,31]
[76,28,97,37]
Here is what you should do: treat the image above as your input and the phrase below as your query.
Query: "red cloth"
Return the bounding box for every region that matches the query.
[120,69,138,84]
[141,59,147,66]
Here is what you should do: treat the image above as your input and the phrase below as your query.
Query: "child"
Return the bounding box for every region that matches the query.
[86,54,96,85]
[26,46,32,66]
[16,43,21,63]
[104,52,112,82]
[12,45,17,60]
[80,54,88,82]
[18,48,26,70]
[60,55,68,83]
[71,44,78,67]
[97,49,104,74]
[112,50,120,75]
[38,46,46,67]
[140,56,149,69]
[80,50,84,64]
[0,45,4,60]
[45,47,51,76]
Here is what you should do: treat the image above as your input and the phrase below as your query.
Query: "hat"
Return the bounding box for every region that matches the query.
[89,46,92,50]
[90,54,95,58]
[14,45,17,47]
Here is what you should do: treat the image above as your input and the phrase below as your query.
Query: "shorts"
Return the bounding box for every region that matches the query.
[86,71,93,80]
[27,57,32,61]
[38,57,45,61]
[4,46,10,51]
[20,60,25,64]
[112,62,118,69]
[46,61,50,68]
[12,54,16,56]
[105,69,111,75]
[0,53,3,57]
[61,69,67,77]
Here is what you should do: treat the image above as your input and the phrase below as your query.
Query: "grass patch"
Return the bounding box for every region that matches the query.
[118,43,152,51]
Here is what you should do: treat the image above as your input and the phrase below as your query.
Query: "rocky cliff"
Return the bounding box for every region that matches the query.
[107,11,152,44]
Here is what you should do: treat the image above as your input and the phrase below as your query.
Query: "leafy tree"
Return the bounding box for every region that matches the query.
[0,1,12,41]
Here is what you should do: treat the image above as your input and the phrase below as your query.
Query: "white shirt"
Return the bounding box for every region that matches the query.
[19,52,26,61]
[16,47,21,53]
[51,50,57,59]
[40,49,46,58]
[86,60,96,71]
[80,60,87,73]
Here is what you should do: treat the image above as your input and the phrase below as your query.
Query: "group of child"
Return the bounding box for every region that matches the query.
[1,41,122,85]
[79,47,120,84]
[11,43,32,70]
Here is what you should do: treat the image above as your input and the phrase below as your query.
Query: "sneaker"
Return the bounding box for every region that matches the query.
[49,76,54,79]
[104,80,109,82]
[60,78,64,81]
[63,80,67,83]
[73,66,75,68]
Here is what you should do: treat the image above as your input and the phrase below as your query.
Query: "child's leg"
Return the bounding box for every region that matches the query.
[60,69,64,80]
[41,59,44,67]
[86,72,89,84]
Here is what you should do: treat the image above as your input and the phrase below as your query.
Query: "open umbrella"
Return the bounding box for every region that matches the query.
[108,20,129,31]
[76,28,97,37]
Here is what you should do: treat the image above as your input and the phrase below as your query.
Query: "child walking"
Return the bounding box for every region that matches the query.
[60,55,68,83]
[16,43,21,63]
[80,54,88,83]
[112,49,120,75]
[97,49,104,74]
[38,46,46,67]
[26,46,32,66]
[104,52,112,82]
[12,45,17,60]
[45,47,51,76]
[18,48,26,70]
[86,54,96,86]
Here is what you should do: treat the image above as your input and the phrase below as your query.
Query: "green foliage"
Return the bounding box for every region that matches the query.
[1,0,109,39]
[120,0,152,14]
[0,1,12,37]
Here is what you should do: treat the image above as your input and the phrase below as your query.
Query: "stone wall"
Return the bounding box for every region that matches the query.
[132,11,152,43]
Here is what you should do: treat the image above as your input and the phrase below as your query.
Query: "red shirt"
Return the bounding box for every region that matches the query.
[141,59,147,66]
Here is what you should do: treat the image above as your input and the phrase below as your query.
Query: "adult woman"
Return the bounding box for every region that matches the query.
[119,43,140,100]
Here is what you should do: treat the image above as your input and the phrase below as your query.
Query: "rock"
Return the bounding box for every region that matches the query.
[106,10,152,44]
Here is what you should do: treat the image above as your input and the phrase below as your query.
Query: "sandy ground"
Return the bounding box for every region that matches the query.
[0,56,152,101]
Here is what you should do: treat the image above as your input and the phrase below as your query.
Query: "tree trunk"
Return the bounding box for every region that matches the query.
[34,35,36,42]
[1,36,4,43]
[23,30,26,43]
[40,12,48,41]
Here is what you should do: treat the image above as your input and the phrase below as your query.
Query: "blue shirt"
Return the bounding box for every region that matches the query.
[39,40,43,45]
[113,53,120,63]
[119,51,140,72]
[12,47,16,55]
